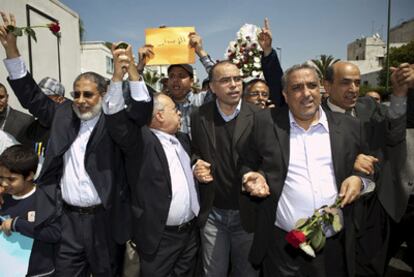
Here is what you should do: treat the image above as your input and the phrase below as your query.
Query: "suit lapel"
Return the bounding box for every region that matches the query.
[354,101,370,123]
[200,102,216,150]
[86,113,106,156]
[151,132,172,192]
[273,108,290,170]
[326,111,343,189]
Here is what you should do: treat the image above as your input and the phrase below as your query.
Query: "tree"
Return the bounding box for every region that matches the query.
[378,40,414,88]
[143,70,161,87]
[311,55,340,81]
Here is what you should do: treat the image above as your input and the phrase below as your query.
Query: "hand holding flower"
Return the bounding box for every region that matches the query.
[339,175,362,207]
[0,12,20,59]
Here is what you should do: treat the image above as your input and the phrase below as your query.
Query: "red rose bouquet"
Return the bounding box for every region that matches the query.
[285,197,343,257]
[7,21,61,42]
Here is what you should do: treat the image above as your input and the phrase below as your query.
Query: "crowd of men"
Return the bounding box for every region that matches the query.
[0,12,414,277]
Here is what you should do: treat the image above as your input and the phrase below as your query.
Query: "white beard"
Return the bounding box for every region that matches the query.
[72,97,102,121]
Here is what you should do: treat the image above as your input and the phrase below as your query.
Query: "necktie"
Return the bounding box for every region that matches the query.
[170,137,200,216]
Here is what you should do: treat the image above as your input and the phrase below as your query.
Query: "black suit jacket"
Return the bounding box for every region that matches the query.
[240,107,368,277]
[105,104,195,256]
[322,96,406,222]
[3,106,34,144]
[7,73,152,245]
[190,100,260,233]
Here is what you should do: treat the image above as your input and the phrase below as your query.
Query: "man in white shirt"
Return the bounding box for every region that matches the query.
[0,12,152,276]
[240,63,370,276]
[104,44,199,276]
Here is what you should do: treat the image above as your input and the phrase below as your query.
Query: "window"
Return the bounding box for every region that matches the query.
[106,56,114,74]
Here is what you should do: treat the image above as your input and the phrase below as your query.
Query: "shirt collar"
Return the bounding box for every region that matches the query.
[215,99,242,121]
[288,106,329,132]
[149,128,177,144]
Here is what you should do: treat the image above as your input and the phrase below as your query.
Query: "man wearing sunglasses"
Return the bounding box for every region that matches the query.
[0,12,152,276]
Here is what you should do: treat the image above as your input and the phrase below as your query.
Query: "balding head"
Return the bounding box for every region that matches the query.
[324,61,361,110]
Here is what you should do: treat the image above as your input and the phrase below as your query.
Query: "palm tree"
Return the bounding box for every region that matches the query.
[143,70,161,88]
[311,55,340,81]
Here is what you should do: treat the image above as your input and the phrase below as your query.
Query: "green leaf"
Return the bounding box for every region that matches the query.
[309,228,326,252]
[294,218,308,229]
[332,214,343,233]
[25,28,37,42]
[12,27,23,37]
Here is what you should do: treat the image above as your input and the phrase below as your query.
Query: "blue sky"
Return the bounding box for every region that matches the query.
[60,0,414,81]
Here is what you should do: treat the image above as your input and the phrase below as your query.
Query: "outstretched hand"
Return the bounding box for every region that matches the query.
[111,42,132,82]
[137,44,154,73]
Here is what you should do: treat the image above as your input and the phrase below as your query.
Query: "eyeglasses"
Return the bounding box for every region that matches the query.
[70,91,97,99]
[247,91,269,97]
[214,76,243,86]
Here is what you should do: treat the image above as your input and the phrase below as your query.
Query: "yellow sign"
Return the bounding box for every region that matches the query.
[145,27,195,65]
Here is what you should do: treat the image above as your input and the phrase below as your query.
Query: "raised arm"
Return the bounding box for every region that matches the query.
[258,18,285,107]
[0,12,57,126]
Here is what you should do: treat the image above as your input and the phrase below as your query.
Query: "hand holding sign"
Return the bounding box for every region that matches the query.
[145,27,195,65]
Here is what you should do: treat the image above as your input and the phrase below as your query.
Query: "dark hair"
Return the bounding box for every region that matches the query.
[73,72,107,94]
[208,60,236,83]
[281,63,319,91]
[0,83,7,94]
[244,78,268,95]
[325,65,335,83]
[0,145,38,177]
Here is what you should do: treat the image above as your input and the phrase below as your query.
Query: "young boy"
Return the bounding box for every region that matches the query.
[0,145,60,276]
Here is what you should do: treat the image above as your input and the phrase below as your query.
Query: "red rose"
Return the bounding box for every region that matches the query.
[48,22,60,34]
[285,230,306,248]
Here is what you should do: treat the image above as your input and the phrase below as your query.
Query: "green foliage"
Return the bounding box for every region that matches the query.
[143,70,161,87]
[378,40,414,88]
[311,54,340,81]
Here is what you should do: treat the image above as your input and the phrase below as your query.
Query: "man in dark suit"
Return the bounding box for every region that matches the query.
[0,82,33,143]
[323,61,407,276]
[240,63,370,277]
[191,60,260,276]
[386,63,414,271]
[0,13,151,276]
[104,44,199,277]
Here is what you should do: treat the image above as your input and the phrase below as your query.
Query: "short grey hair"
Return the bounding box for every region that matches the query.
[152,92,167,117]
[281,63,319,91]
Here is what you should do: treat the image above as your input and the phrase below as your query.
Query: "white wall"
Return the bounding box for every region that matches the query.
[81,42,113,80]
[0,0,80,113]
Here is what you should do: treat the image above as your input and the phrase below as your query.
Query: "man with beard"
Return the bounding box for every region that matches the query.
[0,12,152,276]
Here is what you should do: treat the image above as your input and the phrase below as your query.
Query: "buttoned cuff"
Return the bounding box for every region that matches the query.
[388,94,407,118]
[103,81,125,115]
[360,177,375,195]
[3,56,27,80]
[130,81,151,102]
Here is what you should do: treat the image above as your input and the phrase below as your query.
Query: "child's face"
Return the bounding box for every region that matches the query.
[0,166,33,197]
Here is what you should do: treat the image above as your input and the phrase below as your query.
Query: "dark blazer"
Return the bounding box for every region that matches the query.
[3,106,34,144]
[105,105,195,256]
[7,73,153,245]
[240,107,368,277]
[190,100,259,233]
[322,96,406,221]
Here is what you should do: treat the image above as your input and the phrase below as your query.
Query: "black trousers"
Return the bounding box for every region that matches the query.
[139,224,199,277]
[262,226,347,277]
[387,195,414,270]
[55,206,121,277]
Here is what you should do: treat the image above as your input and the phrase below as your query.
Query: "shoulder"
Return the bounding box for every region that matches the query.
[9,107,33,121]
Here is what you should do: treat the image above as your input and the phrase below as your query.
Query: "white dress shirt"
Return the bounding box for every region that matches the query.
[150,129,197,225]
[276,108,340,235]
[59,114,103,207]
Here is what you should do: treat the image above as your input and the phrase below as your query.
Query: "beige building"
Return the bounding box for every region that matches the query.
[81,41,113,80]
[390,18,414,43]
[0,0,81,112]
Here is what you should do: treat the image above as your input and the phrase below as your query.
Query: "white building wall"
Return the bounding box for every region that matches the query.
[0,0,80,113]
[81,42,113,80]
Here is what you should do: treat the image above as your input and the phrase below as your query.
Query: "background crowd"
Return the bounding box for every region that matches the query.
[0,11,414,277]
